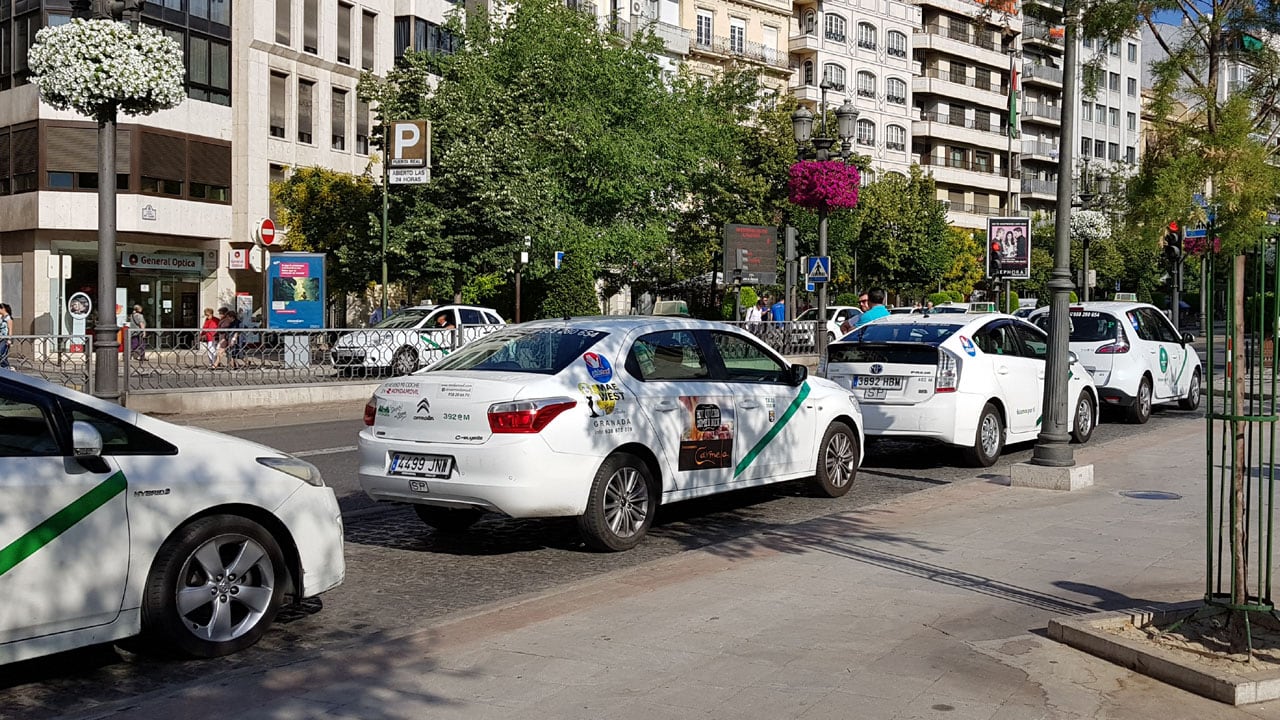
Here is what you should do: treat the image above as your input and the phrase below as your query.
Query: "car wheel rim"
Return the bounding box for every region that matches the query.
[603,467,649,538]
[1141,383,1151,415]
[824,432,856,488]
[980,414,1000,457]
[1190,375,1201,404]
[1076,397,1092,437]
[174,534,275,643]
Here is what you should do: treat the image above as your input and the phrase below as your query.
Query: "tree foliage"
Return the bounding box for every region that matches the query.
[270,167,379,299]
[849,166,952,294]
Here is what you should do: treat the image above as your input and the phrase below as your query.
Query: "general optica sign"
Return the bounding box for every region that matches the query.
[266,253,326,329]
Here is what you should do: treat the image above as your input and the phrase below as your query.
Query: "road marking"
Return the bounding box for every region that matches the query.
[294,445,359,457]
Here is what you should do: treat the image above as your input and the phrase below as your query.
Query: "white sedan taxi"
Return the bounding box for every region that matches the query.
[1031,302,1202,423]
[358,317,864,551]
[826,311,1098,467]
[331,304,506,375]
[0,373,345,665]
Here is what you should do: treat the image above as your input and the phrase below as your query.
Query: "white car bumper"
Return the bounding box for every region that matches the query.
[858,391,984,446]
[273,486,346,598]
[331,345,394,368]
[357,431,597,518]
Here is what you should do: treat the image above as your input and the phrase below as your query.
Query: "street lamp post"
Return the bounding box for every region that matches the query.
[1076,158,1096,302]
[791,82,858,360]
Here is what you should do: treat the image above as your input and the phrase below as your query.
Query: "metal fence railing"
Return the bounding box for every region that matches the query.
[8,321,823,398]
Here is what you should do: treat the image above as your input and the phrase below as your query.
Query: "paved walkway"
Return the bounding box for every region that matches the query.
[75,418,1280,719]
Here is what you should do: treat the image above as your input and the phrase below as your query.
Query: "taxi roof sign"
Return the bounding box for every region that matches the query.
[968,302,997,313]
[1115,292,1138,301]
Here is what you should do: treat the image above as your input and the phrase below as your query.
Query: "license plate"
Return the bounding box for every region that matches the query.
[863,387,888,400]
[389,453,452,478]
[854,375,904,389]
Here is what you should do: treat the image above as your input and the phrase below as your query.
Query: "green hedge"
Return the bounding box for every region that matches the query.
[834,292,860,306]
[927,292,951,307]
[721,287,760,320]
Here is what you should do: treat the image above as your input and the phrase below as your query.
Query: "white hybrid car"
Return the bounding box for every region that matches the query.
[358,317,864,551]
[1031,301,1202,423]
[825,311,1099,467]
[331,304,506,375]
[0,374,345,665]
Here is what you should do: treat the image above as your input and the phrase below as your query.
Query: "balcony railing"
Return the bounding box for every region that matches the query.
[918,111,1011,137]
[1023,19,1064,46]
[1023,102,1062,121]
[1020,140,1059,158]
[948,202,1006,216]
[1022,63,1063,84]
[1021,178,1058,195]
[921,67,1006,94]
[919,154,1009,177]
[921,22,997,51]
[567,0,597,15]
[693,34,788,68]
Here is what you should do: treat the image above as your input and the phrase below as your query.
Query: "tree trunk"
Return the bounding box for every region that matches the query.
[1229,254,1250,654]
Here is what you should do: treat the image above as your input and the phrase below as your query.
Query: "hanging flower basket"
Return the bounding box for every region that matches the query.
[1069,209,1111,244]
[788,160,860,210]
[28,19,185,123]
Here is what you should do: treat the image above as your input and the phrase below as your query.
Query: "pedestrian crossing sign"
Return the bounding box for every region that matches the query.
[806,256,831,284]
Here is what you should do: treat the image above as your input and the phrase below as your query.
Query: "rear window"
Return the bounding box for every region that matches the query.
[841,322,964,345]
[828,343,939,365]
[428,327,607,375]
[1033,311,1119,342]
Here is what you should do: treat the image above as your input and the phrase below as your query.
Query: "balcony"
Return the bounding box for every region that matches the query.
[693,34,789,69]
[1020,139,1059,161]
[918,67,1006,95]
[1023,20,1064,47]
[920,154,1008,177]
[1023,102,1062,124]
[1021,178,1058,196]
[918,110,1012,137]
[914,23,1011,66]
[923,22,997,51]
[947,202,1006,216]
[1022,63,1063,86]
[788,31,821,53]
[642,21,691,55]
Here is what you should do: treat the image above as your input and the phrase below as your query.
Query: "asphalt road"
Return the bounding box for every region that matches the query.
[1,403,1202,720]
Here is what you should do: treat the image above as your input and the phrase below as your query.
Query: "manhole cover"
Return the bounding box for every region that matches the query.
[1119,490,1183,501]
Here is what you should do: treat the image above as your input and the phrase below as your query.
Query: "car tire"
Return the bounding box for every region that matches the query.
[142,515,287,658]
[413,505,483,533]
[962,402,1004,468]
[1179,369,1202,411]
[812,421,859,497]
[827,331,836,344]
[577,452,656,552]
[391,347,418,376]
[1127,377,1153,424]
[1070,392,1096,444]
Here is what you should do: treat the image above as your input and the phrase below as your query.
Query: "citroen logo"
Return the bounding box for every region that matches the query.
[870,364,884,375]
[417,398,431,414]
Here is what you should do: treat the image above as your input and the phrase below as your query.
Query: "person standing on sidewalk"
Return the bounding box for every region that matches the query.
[201,308,220,368]
[0,303,12,369]
[129,305,148,361]
[853,288,890,328]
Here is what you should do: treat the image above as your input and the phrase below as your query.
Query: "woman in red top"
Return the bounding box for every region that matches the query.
[201,308,220,368]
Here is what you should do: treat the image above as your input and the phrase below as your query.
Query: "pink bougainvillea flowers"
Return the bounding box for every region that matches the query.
[788,160,861,211]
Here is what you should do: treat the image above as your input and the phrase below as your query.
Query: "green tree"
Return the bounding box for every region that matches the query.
[850,166,951,292]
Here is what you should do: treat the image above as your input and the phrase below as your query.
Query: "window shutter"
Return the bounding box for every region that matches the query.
[141,131,187,181]
[189,141,230,186]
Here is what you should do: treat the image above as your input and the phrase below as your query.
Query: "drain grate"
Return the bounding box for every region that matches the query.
[1119,490,1183,501]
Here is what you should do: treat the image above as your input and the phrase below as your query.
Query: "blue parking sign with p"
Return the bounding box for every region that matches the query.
[806,256,831,284]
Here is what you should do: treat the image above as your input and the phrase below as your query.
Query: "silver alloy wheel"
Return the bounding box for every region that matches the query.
[174,534,276,643]
[980,413,1001,458]
[824,432,857,488]
[1189,373,1200,401]
[1139,381,1152,416]
[1076,395,1093,437]
[603,467,649,538]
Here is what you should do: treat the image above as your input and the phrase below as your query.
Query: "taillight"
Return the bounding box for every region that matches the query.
[936,349,959,393]
[1096,341,1129,354]
[488,397,577,433]
[364,395,377,426]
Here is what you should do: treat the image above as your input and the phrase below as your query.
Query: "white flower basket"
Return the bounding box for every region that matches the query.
[1070,209,1111,244]
[28,19,186,122]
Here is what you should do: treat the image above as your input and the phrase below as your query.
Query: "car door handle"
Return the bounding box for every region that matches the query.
[653,400,679,412]
[997,366,1010,375]
[1038,370,1045,379]
[740,400,761,409]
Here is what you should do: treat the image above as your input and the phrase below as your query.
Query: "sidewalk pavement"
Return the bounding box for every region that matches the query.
[75,419,1280,720]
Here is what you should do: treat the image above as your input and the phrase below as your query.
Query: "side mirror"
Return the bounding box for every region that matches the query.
[72,420,103,458]
[1068,351,1080,365]
[1182,332,1196,345]
[789,364,809,386]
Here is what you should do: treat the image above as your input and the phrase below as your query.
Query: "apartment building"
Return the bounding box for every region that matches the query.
[911,0,1021,229]
[684,0,791,92]
[0,0,465,335]
[787,0,919,180]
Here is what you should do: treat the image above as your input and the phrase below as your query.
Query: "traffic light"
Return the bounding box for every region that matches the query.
[1163,221,1183,263]
[736,248,749,270]
[988,240,1002,279]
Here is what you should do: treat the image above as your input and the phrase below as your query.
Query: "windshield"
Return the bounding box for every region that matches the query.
[429,327,609,375]
[1034,311,1121,342]
[373,309,432,329]
[839,322,964,345]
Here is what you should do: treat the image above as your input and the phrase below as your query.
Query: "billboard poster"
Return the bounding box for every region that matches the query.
[266,253,326,329]
[986,216,1032,280]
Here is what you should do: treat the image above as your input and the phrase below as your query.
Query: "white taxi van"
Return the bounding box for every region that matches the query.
[0,373,345,665]
[825,311,1098,467]
[358,317,864,551]
[1031,301,1202,423]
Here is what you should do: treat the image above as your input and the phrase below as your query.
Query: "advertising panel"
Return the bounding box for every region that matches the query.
[266,253,326,329]
[722,224,778,285]
[986,216,1032,280]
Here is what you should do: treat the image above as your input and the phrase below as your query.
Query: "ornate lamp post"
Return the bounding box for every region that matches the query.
[791,83,858,359]
[1075,158,1097,302]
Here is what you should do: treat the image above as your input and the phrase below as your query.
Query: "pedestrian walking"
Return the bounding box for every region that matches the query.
[369,305,384,326]
[0,303,12,369]
[129,304,147,361]
[201,308,220,368]
[212,307,242,370]
[745,298,763,331]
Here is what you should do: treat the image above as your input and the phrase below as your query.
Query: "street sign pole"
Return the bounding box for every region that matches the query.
[381,122,389,318]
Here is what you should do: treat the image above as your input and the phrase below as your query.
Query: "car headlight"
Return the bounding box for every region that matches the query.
[257,457,326,487]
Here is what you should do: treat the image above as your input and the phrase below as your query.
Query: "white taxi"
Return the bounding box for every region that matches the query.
[825,311,1098,467]
[0,373,345,665]
[1031,302,1202,423]
[331,304,506,376]
[358,317,864,551]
